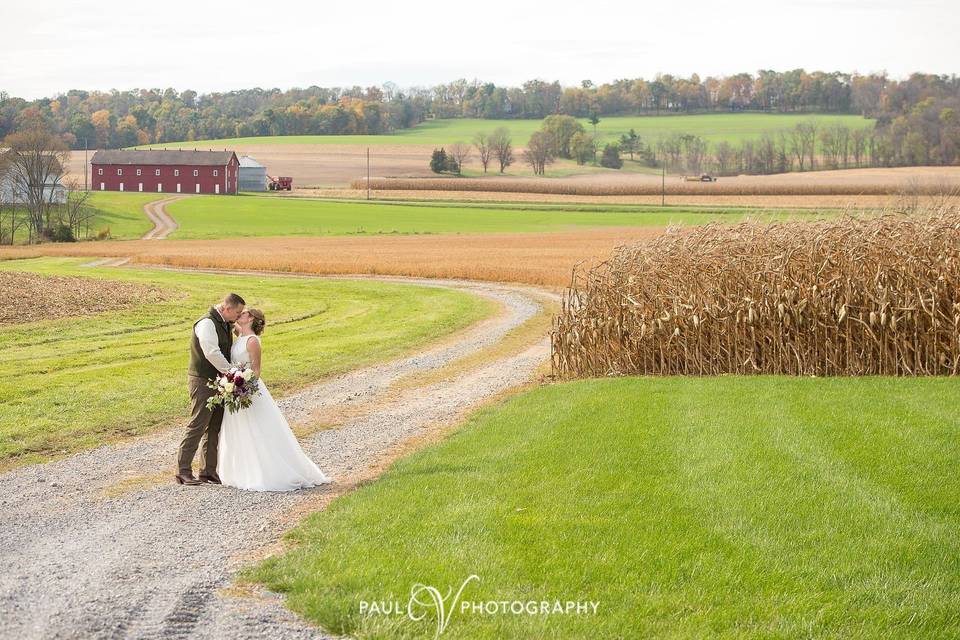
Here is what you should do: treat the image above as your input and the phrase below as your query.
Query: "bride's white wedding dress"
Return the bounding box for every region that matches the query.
[218,334,331,491]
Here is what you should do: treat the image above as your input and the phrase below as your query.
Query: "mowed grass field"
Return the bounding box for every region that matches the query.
[7,192,160,243]
[0,258,493,467]
[163,195,819,240]
[141,113,874,148]
[85,192,160,238]
[252,376,960,639]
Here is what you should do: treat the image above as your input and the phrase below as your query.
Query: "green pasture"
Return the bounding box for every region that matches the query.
[252,376,960,639]
[85,192,160,239]
[164,195,818,239]
[140,113,874,148]
[4,192,159,243]
[0,258,493,466]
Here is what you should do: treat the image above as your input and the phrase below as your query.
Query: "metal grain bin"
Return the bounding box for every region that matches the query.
[238,155,267,192]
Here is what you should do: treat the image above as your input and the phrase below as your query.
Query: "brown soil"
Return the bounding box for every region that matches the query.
[0,270,170,325]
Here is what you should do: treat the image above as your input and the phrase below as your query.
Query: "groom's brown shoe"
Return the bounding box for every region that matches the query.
[198,474,221,485]
[174,473,202,486]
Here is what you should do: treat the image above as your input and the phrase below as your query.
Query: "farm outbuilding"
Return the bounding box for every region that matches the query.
[90,149,239,195]
[0,150,68,204]
[238,156,267,191]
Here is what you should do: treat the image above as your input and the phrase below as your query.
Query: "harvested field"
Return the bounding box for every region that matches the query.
[552,207,960,377]
[303,188,900,209]
[353,167,960,197]
[0,270,170,325]
[0,228,663,288]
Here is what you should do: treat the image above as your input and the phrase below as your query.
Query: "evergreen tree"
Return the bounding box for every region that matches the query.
[430,148,449,173]
[600,143,623,169]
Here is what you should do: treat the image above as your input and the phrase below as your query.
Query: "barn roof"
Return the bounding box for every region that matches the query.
[91,149,237,166]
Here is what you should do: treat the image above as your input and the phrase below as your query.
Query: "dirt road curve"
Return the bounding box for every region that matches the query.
[0,272,558,640]
[141,196,184,240]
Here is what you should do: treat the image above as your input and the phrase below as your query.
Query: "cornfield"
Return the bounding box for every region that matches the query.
[551,207,960,377]
[351,177,950,197]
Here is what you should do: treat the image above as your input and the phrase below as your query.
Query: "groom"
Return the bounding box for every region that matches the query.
[175,293,246,486]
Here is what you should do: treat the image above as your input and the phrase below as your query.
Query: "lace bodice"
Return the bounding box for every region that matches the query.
[230,334,259,366]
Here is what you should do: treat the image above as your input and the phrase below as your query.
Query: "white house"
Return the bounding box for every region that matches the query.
[0,150,69,205]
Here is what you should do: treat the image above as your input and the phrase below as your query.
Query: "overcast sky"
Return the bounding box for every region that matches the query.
[2,0,958,100]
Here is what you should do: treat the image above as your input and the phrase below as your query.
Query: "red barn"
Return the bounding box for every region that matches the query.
[90,149,240,195]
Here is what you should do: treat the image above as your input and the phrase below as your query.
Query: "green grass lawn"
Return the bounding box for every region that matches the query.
[6,192,157,243]
[85,192,160,239]
[0,258,493,466]
[165,196,817,239]
[141,113,874,148]
[252,376,960,639]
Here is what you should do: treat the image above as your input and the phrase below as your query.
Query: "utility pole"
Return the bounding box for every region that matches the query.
[366,147,370,201]
[661,162,665,207]
[84,138,88,192]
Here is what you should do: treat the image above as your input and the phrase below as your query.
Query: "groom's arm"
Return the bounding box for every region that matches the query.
[194,318,232,373]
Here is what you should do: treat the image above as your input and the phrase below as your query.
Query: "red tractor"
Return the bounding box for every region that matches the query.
[267,175,293,191]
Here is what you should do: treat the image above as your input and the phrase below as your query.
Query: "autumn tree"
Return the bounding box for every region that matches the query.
[448,142,472,175]
[473,132,492,173]
[523,131,553,175]
[61,186,97,240]
[540,115,583,159]
[570,132,597,165]
[713,141,735,175]
[490,127,514,173]
[3,126,69,242]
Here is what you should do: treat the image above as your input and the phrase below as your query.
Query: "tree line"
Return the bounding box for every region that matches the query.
[433,103,960,177]
[0,128,99,244]
[1,70,958,150]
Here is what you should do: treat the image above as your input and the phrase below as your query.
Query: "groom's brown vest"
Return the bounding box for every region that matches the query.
[188,307,233,380]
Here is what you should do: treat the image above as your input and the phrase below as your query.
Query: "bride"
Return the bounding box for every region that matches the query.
[218,308,332,492]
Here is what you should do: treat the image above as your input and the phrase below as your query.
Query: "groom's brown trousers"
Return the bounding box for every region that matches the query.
[177,375,224,477]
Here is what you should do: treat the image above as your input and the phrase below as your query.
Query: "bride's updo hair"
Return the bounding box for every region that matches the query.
[248,308,267,335]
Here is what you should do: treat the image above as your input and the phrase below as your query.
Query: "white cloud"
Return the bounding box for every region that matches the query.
[0,0,957,99]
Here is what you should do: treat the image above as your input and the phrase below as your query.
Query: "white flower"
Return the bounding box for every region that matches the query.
[242,369,254,381]
[223,382,234,393]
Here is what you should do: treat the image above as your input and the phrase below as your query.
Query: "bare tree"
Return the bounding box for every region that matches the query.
[62,185,97,239]
[819,128,838,168]
[800,122,818,171]
[776,131,791,172]
[523,132,553,176]
[448,142,472,175]
[490,127,514,173]
[473,132,492,173]
[680,134,707,174]
[834,124,851,168]
[851,128,868,167]
[3,127,69,242]
[789,125,807,171]
[713,140,735,175]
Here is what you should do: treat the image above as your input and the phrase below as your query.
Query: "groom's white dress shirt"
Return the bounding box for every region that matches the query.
[195,309,232,373]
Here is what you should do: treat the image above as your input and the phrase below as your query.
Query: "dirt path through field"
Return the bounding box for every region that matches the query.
[0,269,559,640]
[141,195,185,239]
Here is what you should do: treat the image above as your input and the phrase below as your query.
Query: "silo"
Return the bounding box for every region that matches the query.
[238,155,267,191]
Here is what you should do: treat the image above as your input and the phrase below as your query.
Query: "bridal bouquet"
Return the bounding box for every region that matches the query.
[206,365,261,414]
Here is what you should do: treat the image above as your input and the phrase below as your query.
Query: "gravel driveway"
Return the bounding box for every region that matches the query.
[0,274,558,639]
